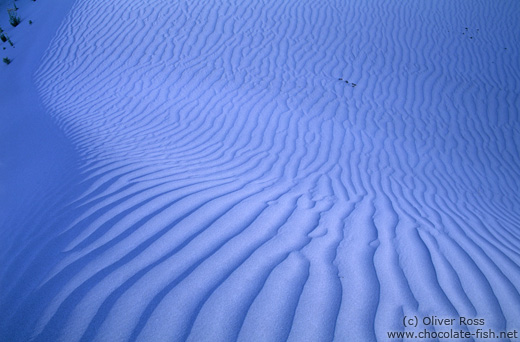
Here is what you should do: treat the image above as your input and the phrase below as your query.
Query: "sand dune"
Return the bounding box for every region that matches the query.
[1,0,520,341]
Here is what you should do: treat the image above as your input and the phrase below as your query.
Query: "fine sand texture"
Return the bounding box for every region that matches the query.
[1,0,520,341]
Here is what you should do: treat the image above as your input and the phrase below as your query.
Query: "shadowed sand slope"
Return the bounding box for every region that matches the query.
[1,0,520,341]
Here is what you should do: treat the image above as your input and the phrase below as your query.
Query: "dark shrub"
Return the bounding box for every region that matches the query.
[8,9,21,27]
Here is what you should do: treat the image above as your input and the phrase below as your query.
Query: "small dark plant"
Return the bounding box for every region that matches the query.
[29,20,33,24]
[8,9,21,27]
[7,37,13,46]
[3,57,11,64]
[0,34,6,43]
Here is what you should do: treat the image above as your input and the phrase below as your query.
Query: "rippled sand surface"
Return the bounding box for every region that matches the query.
[1,0,519,341]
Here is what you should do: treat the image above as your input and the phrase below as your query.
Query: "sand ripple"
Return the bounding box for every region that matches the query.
[1,0,520,341]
